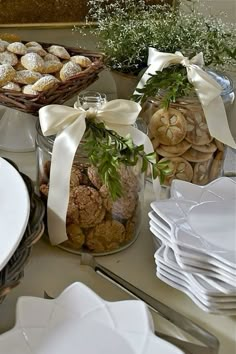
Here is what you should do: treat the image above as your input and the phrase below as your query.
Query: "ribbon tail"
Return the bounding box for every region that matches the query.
[47,116,86,245]
[201,97,236,149]
[107,123,161,199]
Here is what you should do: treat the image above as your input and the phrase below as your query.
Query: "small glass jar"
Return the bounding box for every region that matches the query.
[36,91,144,255]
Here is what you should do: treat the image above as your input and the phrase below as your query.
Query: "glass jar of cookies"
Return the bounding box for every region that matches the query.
[36,91,144,255]
[140,94,227,186]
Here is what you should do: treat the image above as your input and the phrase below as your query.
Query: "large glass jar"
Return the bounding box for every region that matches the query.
[36,91,144,255]
[140,97,225,187]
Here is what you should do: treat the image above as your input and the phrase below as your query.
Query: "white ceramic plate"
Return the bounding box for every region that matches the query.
[151,177,236,267]
[154,244,236,298]
[156,266,236,315]
[149,210,236,276]
[0,157,30,271]
[0,282,184,354]
[150,224,236,288]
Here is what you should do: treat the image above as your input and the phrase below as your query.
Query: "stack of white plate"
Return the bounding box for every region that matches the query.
[149,177,236,315]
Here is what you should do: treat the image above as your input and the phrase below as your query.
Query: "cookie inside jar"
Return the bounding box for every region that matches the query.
[39,160,143,255]
[140,96,225,186]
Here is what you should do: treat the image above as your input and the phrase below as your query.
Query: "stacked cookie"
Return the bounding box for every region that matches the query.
[144,102,225,186]
[40,162,141,254]
[0,39,93,94]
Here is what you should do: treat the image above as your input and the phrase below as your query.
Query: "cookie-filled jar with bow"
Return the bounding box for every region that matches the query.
[36,91,164,254]
[133,48,235,187]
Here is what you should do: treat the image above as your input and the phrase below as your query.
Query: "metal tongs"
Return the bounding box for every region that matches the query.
[80,254,220,354]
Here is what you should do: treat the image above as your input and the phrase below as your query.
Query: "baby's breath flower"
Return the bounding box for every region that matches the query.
[76,0,236,74]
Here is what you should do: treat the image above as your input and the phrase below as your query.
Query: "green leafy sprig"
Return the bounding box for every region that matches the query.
[83,120,170,200]
[132,65,194,108]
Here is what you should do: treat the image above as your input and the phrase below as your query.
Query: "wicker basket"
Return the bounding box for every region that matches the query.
[0,42,105,115]
[0,159,45,303]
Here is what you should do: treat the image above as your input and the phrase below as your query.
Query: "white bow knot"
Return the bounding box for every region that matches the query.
[135,48,236,148]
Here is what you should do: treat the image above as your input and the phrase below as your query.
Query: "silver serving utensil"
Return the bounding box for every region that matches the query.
[80,253,219,354]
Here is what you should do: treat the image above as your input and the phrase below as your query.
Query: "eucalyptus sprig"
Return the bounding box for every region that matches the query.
[132,64,194,108]
[83,120,169,200]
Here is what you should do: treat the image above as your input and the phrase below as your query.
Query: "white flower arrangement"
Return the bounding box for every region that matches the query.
[77,0,236,75]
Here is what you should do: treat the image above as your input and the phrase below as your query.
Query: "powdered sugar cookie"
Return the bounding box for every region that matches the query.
[22,84,38,95]
[32,75,59,91]
[21,52,44,72]
[14,69,42,84]
[59,61,81,81]
[70,55,92,68]
[47,45,70,60]
[2,81,21,91]
[7,42,27,55]
[26,46,47,57]
[0,64,16,86]
[149,107,187,146]
[44,53,61,62]
[0,51,18,66]
[25,41,43,48]
[43,60,63,74]
[0,40,8,52]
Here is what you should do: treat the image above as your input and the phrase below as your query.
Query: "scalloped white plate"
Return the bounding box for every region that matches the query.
[0,157,30,271]
[0,282,184,354]
[151,177,236,267]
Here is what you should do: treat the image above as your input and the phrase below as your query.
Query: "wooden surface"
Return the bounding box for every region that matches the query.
[0,0,173,24]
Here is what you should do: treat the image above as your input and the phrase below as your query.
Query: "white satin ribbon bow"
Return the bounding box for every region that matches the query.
[39,99,160,245]
[136,48,236,148]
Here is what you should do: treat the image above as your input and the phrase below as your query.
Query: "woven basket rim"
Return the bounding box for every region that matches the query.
[0,41,106,115]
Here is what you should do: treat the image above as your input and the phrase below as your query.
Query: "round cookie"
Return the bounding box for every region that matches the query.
[156,146,182,158]
[209,151,224,182]
[87,165,103,189]
[159,157,193,186]
[192,142,217,153]
[69,185,106,228]
[192,159,212,185]
[65,224,85,250]
[0,64,16,86]
[148,107,187,146]
[185,110,212,145]
[160,140,191,155]
[85,219,126,252]
[182,147,213,163]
